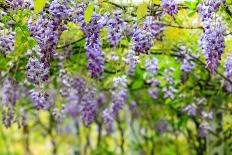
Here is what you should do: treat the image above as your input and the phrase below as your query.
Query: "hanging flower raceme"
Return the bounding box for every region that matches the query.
[64,75,98,126]
[199,18,225,73]
[106,10,123,48]
[8,0,23,10]
[103,108,114,132]
[30,90,49,110]
[224,54,232,78]
[197,0,226,74]
[80,14,107,78]
[26,57,49,85]
[0,22,15,57]
[28,0,71,67]
[145,57,159,75]
[1,78,20,128]
[2,78,18,107]
[148,80,160,99]
[198,0,225,21]
[28,14,57,67]
[103,76,128,131]
[123,50,140,76]
[198,122,212,138]
[160,0,178,16]
[111,88,128,117]
[162,68,177,99]
[132,27,153,54]
[80,88,98,126]
[65,75,86,118]
[181,56,195,73]
[49,0,73,26]
[143,16,164,39]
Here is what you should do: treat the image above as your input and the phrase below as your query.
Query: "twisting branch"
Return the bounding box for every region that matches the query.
[157,22,203,29]
[56,37,86,49]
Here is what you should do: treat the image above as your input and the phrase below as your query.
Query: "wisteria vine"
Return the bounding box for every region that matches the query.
[0,0,231,141]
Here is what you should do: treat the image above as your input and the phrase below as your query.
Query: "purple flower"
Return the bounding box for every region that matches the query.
[26,57,49,85]
[124,50,140,76]
[107,10,123,48]
[201,111,213,120]
[2,78,18,107]
[113,75,127,88]
[8,0,23,10]
[198,1,226,74]
[198,122,211,138]
[224,54,232,78]
[80,89,98,126]
[182,104,197,116]
[148,80,160,99]
[103,108,114,132]
[156,119,168,134]
[0,29,15,57]
[198,0,225,21]
[111,88,128,117]
[143,16,164,39]
[161,0,178,15]
[132,28,153,54]
[162,86,177,100]
[30,89,49,110]
[181,54,195,73]
[163,68,175,84]
[145,57,159,75]
[81,14,106,78]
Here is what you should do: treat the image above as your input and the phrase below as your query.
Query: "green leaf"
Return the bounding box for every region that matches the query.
[136,2,147,20]
[34,0,46,13]
[184,0,199,10]
[188,10,196,17]
[131,80,144,90]
[84,2,94,24]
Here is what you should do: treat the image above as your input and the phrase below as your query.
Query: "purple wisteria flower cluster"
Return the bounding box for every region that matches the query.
[0,29,15,57]
[25,46,50,110]
[160,0,178,15]
[106,10,123,48]
[103,76,128,132]
[83,14,106,78]
[132,27,153,55]
[224,55,232,78]
[148,80,160,99]
[26,0,73,110]
[144,57,160,99]
[199,18,226,74]
[198,1,226,74]
[123,50,140,76]
[1,78,27,128]
[63,75,98,126]
[145,57,159,75]
[0,11,16,57]
[162,68,177,100]
[223,55,232,92]
[143,16,164,39]
[76,9,107,78]
[26,57,49,85]
[179,47,196,73]
[198,0,225,20]
[28,0,72,68]
[8,0,23,10]
[58,69,72,97]
[30,90,49,110]
[182,97,213,138]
